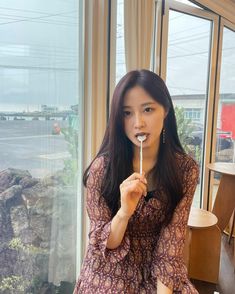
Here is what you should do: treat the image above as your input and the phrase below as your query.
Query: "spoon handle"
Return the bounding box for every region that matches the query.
[140,140,143,174]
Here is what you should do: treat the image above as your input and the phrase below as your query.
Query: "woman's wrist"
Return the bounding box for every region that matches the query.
[116,209,131,221]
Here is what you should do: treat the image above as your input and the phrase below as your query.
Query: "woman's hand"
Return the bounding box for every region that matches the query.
[157,280,173,294]
[119,172,147,219]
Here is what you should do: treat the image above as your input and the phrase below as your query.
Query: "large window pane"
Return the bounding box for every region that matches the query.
[212,26,235,205]
[0,1,80,293]
[215,27,235,164]
[166,10,212,207]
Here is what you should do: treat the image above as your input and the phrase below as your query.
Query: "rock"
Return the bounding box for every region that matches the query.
[19,177,39,189]
[18,228,41,246]
[23,183,57,200]
[0,201,14,244]
[0,167,77,290]
[0,185,22,205]
[0,168,31,193]
[0,247,17,275]
[40,241,50,249]
[35,254,49,278]
[30,214,52,243]
[22,184,56,213]
[41,175,61,187]
[12,250,36,280]
[0,201,6,241]
[10,205,29,237]
[32,196,54,216]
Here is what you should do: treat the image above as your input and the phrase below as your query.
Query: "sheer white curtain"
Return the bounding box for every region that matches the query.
[124,0,155,71]
[84,0,109,159]
[83,0,109,258]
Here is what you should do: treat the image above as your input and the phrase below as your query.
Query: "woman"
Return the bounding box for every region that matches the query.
[74,70,199,293]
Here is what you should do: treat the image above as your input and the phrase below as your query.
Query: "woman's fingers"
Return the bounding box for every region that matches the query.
[119,173,148,218]
[121,179,147,196]
[123,172,147,185]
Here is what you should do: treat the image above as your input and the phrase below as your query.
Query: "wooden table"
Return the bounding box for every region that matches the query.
[207,162,235,232]
[188,207,218,229]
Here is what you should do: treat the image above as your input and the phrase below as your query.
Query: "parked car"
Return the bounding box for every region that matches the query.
[187,123,234,163]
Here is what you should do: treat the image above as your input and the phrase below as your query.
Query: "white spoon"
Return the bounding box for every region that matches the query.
[137,135,147,175]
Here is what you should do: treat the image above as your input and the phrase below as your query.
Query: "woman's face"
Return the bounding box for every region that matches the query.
[123,86,167,155]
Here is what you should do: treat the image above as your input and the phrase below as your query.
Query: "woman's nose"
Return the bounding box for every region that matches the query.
[134,114,145,129]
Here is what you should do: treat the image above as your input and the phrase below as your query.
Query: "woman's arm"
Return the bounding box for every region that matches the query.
[157,280,173,294]
[107,172,147,249]
[106,209,130,249]
[150,157,199,292]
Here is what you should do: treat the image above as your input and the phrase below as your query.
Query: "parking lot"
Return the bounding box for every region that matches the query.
[0,120,69,178]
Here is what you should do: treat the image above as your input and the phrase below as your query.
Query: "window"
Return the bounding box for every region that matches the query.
[184,108,202,122]
[215,27,235,164]
[165,7,213,207]
[0,1,82,293]
[116,0,125,84]
[211,23,235,207]
[112,0,232,211]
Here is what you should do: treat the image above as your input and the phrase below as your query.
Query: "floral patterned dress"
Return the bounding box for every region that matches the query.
[73,153,199,294]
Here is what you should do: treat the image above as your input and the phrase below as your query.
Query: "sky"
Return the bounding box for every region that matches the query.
[0,0,79,111]
[0,0,234,112]
[116,0,235,97]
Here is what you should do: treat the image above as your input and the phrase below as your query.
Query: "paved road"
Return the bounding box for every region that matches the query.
[0,120,71,178]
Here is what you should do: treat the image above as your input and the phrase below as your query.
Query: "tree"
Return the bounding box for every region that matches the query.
[174,106,201,164]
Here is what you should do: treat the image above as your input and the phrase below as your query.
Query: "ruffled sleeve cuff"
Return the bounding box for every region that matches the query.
[99,221,130,263]
[151,256,188,292]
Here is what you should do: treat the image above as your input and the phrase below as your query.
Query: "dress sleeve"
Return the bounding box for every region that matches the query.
[151,157,199,292]
[86,156,130,263]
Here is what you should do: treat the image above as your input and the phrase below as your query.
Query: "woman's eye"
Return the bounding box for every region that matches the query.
[123,110,131,117]
[144,107,153,113]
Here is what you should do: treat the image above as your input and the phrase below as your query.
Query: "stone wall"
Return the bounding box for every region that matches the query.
[0,168,76,293]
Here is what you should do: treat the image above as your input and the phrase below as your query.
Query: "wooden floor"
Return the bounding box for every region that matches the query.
[191,234,235,294]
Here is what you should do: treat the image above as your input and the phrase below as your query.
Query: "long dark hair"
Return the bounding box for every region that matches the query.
[84,69,185,226]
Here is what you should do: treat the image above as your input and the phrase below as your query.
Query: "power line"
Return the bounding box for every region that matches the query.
[0,10,77,26]
[0,41,78,52]
[0,14,78,26]
[0,47,78,59]
[0,6,77,16]
[169,33,210,45]
[168,23,207,36]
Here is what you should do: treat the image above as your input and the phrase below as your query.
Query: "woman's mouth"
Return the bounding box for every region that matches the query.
[135,133,149,142]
